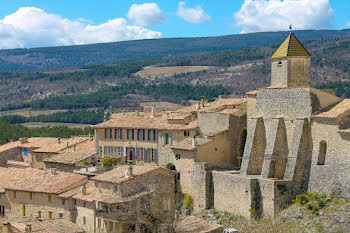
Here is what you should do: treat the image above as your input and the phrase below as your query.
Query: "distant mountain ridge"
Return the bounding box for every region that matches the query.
[1,29,350,71]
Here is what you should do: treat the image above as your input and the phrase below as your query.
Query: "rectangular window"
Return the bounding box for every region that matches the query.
[161,153,166,166]
[22,205,25,217]
[37,211,41,218]
[13,191,16,199]
[23,148,28,156]
[151,149,156,162]
[59,213,63,218]
[162,133,172,145]
[62,199,65,206]
[48,195,51,203]
[83,216,86,225]
[127,129,135,140]
[48,211,52,219]
[176,154,181,160]
[115,128,122,140]
[117,147,123,156]
[0,205,5,215]
[148,129,156,141]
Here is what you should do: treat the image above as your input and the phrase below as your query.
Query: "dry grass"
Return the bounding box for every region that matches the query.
[135,65,210,79]
[0,109,68,117]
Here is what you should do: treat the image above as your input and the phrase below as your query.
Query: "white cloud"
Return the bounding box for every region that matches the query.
[176,1,211,24]
[234,0,334,33]
[347,22,350,27]
[127,3,166,26]
[0,7,162,49]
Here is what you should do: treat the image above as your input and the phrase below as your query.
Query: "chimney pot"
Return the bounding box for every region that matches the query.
[51,168,57,175]
[25,224,32,233]
[136,109,140,117]
[151,105,156,118]
[58,137,61,144]
[82,185,87,195]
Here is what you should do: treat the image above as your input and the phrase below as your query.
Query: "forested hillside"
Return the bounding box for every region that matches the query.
[1,30,350,125]
[0,119,93,145]
[0,29,350,71]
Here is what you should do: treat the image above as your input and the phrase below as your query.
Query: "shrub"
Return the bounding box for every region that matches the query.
[293,192,330,215]
[101,156,120,167]
[166,163,176,170]
[183,194,193,210]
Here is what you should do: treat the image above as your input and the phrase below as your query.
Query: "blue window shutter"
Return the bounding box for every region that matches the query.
[161,133,165,145]
[168,153,172,163]
[135,148,139,161]
[168,133,172,145]
[154,149,158,163]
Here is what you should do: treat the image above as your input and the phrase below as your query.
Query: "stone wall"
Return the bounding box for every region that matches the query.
[0,148,22,167]
[191,162,211,211]
[309,119,350,199]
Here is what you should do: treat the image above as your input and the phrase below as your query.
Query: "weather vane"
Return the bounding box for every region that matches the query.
[289,24,293,31]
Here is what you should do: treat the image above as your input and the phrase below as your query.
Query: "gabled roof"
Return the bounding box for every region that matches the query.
[272,32,310,58]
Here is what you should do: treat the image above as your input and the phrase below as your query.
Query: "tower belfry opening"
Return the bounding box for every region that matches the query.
[270,32,311,88]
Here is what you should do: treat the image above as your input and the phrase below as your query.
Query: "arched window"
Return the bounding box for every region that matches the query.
[318,141,327,165]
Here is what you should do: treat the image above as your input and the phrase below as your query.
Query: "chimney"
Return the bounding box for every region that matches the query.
[51,168,57,175]
[73,144,76,151]
[126,164,134,177]
[201,96,205,108]
[151,105,156,118]
[192,137,196,147]
[136,109,140,117]
[82,185,87,195]
[57,137,61,144]
[2,222,10,233]
[20,137,28,144]
[67,141,69,147]
[25,224,32,233]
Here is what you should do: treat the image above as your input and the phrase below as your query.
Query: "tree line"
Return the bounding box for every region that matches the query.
[0,109,104,124]
[0,120,94,145]
[2,82,229,111]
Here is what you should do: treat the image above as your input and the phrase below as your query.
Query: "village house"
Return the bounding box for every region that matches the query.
[0,167,87,225]
[60,163,175,233]
[94,96,247,197]
[3,218,85,233]
[43,138,96,172]
[0,136,91,169]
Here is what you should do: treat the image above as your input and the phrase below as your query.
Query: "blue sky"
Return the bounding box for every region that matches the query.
[0,0,349,49]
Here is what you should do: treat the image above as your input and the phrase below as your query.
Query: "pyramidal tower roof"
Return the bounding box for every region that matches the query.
[272,32,310,58]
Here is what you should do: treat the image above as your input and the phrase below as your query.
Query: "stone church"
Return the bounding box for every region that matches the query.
[201,32,350,218]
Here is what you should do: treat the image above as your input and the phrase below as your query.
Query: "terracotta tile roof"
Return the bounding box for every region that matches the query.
[66,181,152,204]
[9,219,84,233]
[246,90,257,96]
[92,163,160,184]
[6,160,31,168]
[32,137,89,153]
[95,112,198,130]
[43,139,96,165]
[171,137,213,151]
[175,216,223,233]
[313,99,350,120]
[0,136,90,154]
[198,98,245,113]
[0,167,87,194]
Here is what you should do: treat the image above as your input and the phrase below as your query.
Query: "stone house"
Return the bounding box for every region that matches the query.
[0,137,91,169]
[0,167,87,225]
[94,98,247,199]
[60,163,175,233]
[43,138,97,172]
[3,218,85,233]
